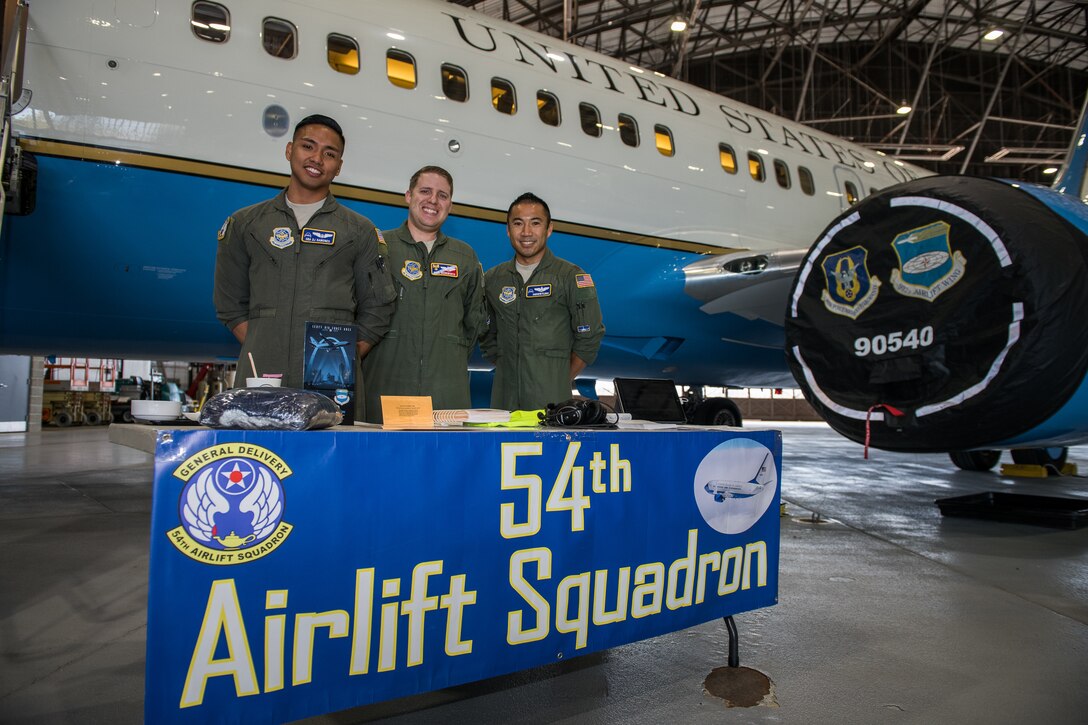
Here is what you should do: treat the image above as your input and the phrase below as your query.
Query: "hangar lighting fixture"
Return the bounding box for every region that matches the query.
[983,28,1005,41]
[1043,167,1059,175]
[670,17,688,32]
[896,103,912,115]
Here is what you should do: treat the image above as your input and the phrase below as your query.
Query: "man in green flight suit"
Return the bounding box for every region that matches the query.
[213,114,397,395]
[362,166,486,422]
[481,192,605,410]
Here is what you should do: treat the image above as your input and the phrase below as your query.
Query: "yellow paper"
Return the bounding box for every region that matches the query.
[380,395,434,429]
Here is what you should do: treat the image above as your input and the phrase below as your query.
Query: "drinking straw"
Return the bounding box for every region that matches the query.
[248,352,258,378]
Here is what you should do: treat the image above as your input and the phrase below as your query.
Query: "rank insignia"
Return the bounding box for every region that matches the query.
[889,221,966,301]
[526,284,552,298]
[402,260,423,281]
[217,217,231,241]
[431,262,459,278]
[499,286,517,305]
[820,246,880,319]
[302,228,335,245]
[269,227,294,249]
[575,273,594,288]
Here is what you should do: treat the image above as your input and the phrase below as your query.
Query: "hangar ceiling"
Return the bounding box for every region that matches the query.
[450,0,1088,181]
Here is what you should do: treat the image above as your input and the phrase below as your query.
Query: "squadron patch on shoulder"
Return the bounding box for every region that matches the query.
[575,273,594,288]
[402,260,423,281]
[430,262,459,278]
[499,286,517,305]
[526,284,552,298]
[269,227,295,249]
[217,217,231,241]
[301,228,335,245]
[820,246,880,319]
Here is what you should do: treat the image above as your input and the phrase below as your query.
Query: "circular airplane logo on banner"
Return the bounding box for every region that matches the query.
[693,438,778,534]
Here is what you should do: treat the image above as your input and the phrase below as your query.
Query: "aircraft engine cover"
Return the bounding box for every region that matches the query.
[785,176,1088,452]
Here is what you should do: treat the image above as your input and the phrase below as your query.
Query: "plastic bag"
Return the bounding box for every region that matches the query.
[198,388,343,430]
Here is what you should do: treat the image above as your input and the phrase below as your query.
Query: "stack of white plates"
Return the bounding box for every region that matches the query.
[130,400,182,422]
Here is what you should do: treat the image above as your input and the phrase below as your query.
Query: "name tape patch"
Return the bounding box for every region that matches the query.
[431,262,459,278]
[302,228,335,245]
[526,284,552,298]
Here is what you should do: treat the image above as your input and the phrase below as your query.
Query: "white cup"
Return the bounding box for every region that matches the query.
[246,377,282,388]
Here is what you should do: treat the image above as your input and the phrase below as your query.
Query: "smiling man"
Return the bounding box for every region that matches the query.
[213,114,397,391]
[362,166,485,422]
[481,192,605,411]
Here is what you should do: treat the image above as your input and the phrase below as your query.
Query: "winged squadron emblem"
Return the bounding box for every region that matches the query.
[182,458,284,549]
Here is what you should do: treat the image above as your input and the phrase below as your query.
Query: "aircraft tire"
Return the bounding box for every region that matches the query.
[1010,447,1068,469]
[54,411,73,428]
[693,399,743,427]
[948,450,1000,471]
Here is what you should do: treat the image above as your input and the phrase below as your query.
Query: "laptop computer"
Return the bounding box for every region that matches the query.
[612,378,688,423]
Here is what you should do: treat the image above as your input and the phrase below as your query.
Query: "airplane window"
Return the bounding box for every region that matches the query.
[618,113,639,147]
[579,103,602,137]
[262,18,296,59]
[844,180,860,205]
[719,143,737,174]
[537,91,560,126]
[492,78,517,115]
[654,124,674,157]
[327,34,359,75]
[441,64,468,102]
[748,152,765,182]
[799,166,815,195]
[191,2,230,43]
[774,159,791,189]
[387,49,417,89]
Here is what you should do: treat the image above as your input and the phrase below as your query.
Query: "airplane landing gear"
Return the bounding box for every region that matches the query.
[949,450,1001,471]
[682,387,744,427]
[1011,447,1069,468]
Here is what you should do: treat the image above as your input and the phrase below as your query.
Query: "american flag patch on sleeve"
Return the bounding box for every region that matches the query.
[575,273,594,288]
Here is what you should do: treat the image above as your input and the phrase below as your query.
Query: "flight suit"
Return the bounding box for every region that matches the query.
[213,192,397,392]
[481,248,605,410]
[362,223,485,422]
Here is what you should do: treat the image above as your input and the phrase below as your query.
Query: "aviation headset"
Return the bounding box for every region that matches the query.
[540,398,618,428]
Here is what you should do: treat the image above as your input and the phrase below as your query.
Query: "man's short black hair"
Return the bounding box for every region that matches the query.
[293,114,345,147]
[507,192,551,224]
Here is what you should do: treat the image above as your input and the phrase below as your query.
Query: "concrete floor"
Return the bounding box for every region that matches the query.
[2,422,1087,724]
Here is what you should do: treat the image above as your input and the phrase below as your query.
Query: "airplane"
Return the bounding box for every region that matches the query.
[0,0,1084,468]
[785,97,1088,471]
[703,452,772,502]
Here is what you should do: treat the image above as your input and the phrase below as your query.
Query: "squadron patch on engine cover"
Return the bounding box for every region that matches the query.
[820,246,880,319]
[889,221,966,301]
